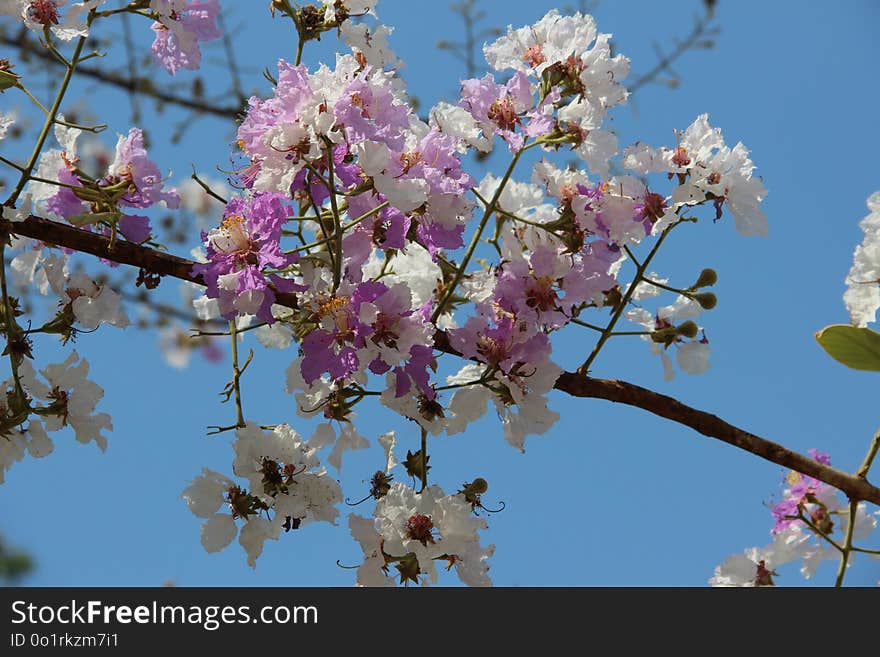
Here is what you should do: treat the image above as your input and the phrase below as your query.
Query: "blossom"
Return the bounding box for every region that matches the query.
[352,482,494,586]
[18,352,113,452]
[44,269,129,330]
[150,0,221,75]
[843,192,880,327]
[183,424,342,566]
[484,9,598,77]
[193,193,300,323]
[459,71,534,152]
[623,114,768,237]
[0,113,13,140]
[43,127,179,243]
[4,0,106,41]
[709,529,806,587]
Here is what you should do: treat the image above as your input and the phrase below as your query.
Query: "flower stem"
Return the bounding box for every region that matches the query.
[431,143,535,323]
[577,220,681,375]
[6,34,89,206]
[834,500,858,587]
[229,320,245,428]
[419,427,428,493]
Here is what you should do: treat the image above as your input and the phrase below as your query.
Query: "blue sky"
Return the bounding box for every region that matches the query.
[1,0,879,586]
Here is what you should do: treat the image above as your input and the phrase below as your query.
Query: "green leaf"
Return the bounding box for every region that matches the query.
[0,69,20,92]
[815,324,880,371]
[66,211,120,227]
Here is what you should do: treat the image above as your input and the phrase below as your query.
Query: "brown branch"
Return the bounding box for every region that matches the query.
[1,31,243,120]
[552,373,880,506]
[4,212,880,506]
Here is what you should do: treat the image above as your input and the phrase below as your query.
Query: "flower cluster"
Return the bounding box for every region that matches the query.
[1,3,783,587]
[192,193,300,323]
[182,423,342,567]
[711,450,879,586]
[0,352,112,483]
[349,481,494,587]
[175,7,772,583]
[42,124,180,243]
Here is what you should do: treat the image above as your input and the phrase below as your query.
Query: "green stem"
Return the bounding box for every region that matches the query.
[432,143,535,323]
[419,427,428,493]
[0,244,24,399]
[856,430,880,479]
[6,34,89,206]
[229,320,245,428]
[571,318,606,332]
[641,277,686,296]
[577,220,681,375]
[15,83,50,114]
[834,501,858,587]
[324,139,344,290]
[282,201,388,257]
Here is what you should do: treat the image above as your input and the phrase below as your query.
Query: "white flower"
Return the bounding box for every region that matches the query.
[158,325,193,369]
[676,341,710,375]
[18,352,112,451]
[709,529,807,587]
[0,428,28,485]
[363,483,494,587]
[843,192,880,327]
[183,424,343,567]
[49,271,129,330]
[557,98,617,178]
[2,194,32,223]
[181,467,236,518]
[629,115,768,237]
[484,9,597,77]
[378,430,397,472]
[0,113,13,140]
[348,514,395,587]
[328,421,369,471]
[321,0,376,21]
[254,305,294,349]
[10,239,68,294]
[429,101,492,153]
[341,21,400,69]
[7,0,106,41]
[444,360,561,451]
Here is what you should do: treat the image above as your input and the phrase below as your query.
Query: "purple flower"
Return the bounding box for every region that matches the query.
[334,68,410,151]
[192,193,300,323]
[770,449,835,534]
[150,0,221,76]
[449,313,551,376]
[300,281,435,392]
[459,72,534,152]
[105,128,180,210]
[44,128,178,246]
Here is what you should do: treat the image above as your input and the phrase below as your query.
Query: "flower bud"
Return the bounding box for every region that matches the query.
[693,292,717,310]
[691,268,718,289]
[0,67,20,92]
[676,321,699,339]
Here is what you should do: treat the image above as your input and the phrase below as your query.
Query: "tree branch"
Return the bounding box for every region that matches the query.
[4,212,880,506]
[1,30,243,120]
[552,373,880,505]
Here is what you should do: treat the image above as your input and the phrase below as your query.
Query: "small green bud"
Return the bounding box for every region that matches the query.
[677,321,699,339]
[693,292,717,310]
[691,268,718,289]
[0,61,20,92]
